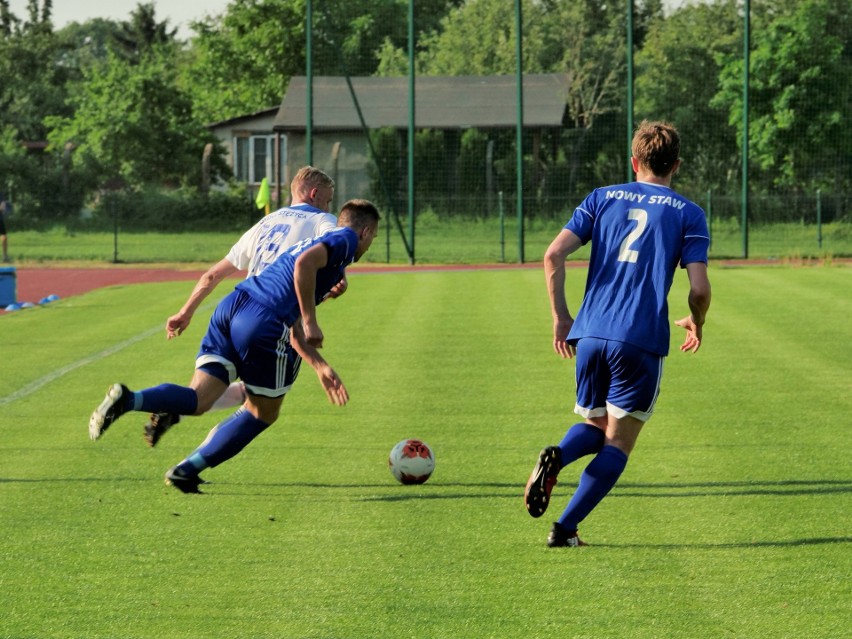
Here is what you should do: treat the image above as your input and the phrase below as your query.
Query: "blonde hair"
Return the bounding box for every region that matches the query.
[632,120,681,177]
[291,166,335,196]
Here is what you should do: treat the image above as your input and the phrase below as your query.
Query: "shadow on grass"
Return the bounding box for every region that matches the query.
[611,479,852,498]
[592,536,852,549]
[352,478,852,502]
[4,478,847,502]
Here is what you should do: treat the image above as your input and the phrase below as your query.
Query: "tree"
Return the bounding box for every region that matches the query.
[110,1,179,62]
[0,0,70,141]
[186,0,306,123]
[46,46,225,189]
[714,0,851,192]
[186,0,458,124]
[54,18,124,74]
[635,0,741,195]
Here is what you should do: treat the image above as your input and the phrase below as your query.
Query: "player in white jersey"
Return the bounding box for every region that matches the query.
[524,121,712,547]
[144,166,340,446]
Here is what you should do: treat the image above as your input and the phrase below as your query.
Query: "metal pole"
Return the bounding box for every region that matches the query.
[112,195,119,264]
[741,0,750,259]
[514,0,524,263]
[626,0,634,182]
[816,189,822,250]
[306,0,313,166]
[407,0,416,264]
[499,191,505,263]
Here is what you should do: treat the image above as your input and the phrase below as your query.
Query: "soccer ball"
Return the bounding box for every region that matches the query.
[388,439,435,485]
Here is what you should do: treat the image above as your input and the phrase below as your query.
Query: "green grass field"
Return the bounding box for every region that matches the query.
[1,265,850,638]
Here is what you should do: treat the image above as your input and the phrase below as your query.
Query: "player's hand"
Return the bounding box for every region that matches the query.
[166,313,190,340]
[316,364,349,406]
[323,275,348,301]
[553,317,576,359]
[675,315,703,353]
[302,319,324,348]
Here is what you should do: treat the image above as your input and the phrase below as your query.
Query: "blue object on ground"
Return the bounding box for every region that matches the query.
[0,266,15,306]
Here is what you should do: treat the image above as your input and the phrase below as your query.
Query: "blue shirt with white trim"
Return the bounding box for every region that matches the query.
[236,227,357,326]
[565,181,709,356]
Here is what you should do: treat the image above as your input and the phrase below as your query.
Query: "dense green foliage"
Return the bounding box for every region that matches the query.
[1,267,850,637]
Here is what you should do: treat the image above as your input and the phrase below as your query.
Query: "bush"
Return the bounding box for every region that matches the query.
[84,186,260,233]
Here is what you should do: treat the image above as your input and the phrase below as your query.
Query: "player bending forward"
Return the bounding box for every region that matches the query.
[88,200,380,493]
[143,165,340,447]
[524,120,711,547]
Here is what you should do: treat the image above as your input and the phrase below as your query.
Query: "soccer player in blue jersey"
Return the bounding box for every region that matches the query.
[88,199,380,493]
[524,120,712,547]
[143,166,340,447]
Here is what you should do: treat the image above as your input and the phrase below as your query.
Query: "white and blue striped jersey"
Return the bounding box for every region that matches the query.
[565,181,709,356]
[225,203,338,277]
[235,227,358,326]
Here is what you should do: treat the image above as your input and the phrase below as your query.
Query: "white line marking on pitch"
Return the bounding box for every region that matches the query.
[0,325,162,406]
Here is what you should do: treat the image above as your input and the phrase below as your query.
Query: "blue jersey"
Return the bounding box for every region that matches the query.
[235,227,358,326]
[565,181,709,356]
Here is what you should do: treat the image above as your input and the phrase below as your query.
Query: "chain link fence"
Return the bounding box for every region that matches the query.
[284,0,850,262]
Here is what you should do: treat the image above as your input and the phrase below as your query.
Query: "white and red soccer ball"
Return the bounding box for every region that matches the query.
[388,439,435,485]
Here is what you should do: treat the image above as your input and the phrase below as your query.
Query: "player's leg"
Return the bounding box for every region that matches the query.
[524,338,606,517]
[165,304,296,493]
[91,373,226,442]
[0,213,8,261]
[91,292,240,442]
[144,378,244,447]
[550,342,662,546]
[550,414,641,545]
[164,394,283,493]
[144,292,246,446]
[559,420,607,464]
[211,382,247,410]
[524,421,606,519]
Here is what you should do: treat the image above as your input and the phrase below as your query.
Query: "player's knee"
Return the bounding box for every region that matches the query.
[245,394,283,424]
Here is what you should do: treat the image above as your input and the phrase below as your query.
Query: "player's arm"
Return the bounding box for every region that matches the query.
[543,229,583,358]
[166,258,241,339]
[291,319,349,406]
[294,243,330,348]
[674,262,711,353]
[316,218,346,301]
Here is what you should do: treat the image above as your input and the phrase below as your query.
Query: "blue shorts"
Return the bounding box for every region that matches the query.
[197,290,302,398]
[573,337,663,422]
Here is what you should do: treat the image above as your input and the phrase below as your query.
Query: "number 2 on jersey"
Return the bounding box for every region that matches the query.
[617,208,648,263]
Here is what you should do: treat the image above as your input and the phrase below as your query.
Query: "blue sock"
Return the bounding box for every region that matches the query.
[558,423,605,467]
[557,445,629,532]
[134,384,198,415]
[177,408,270,474]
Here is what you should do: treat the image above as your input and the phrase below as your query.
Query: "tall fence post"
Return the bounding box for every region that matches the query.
[816,189,822,250]
[499,191,505,263]
[305,0,313,166]
[626,0,634,182]
[514,0,524,263]
[407,0,416,265]
[741,0,750,259]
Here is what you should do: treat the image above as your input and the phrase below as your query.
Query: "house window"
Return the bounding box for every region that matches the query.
[234,137,249,182]
[252,137,268,183]
[233,135,286,185]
